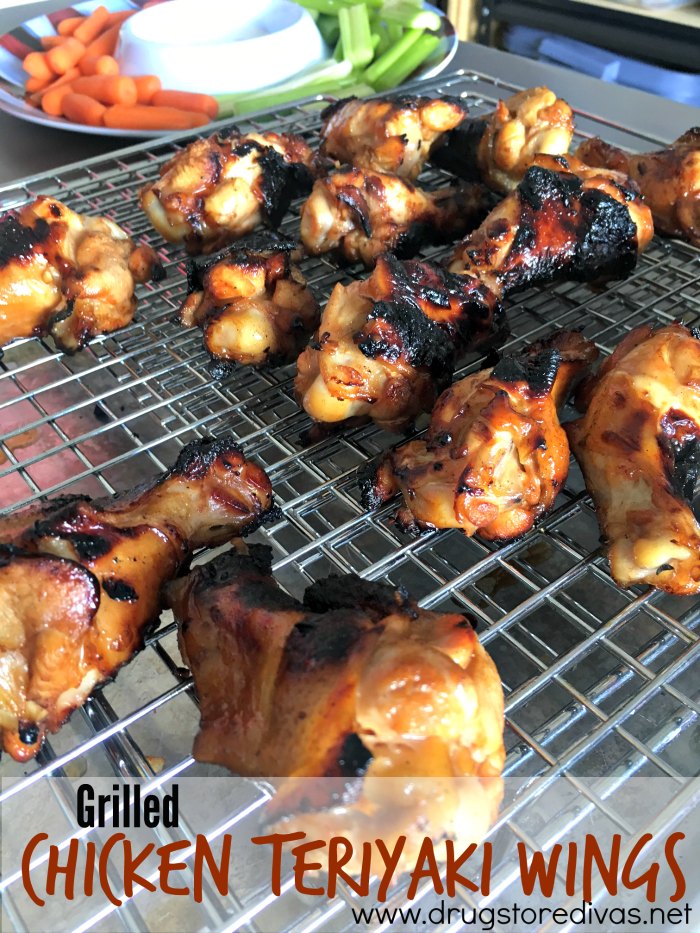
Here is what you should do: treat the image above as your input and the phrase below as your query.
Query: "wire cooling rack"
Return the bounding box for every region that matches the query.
[1,69,700,933]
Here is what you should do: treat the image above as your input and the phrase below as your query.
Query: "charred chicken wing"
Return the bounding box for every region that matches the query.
[0,437,273,761]
[568,323,700,594]
[433,86,574,194]
[362,331,597,539]
[179,232,319,370]
[576,129,700,246]
[140,129,315,254]
[318,95,468,180]
[0,196,162,352]
[449,155,654,295]
[295,253,505,431]
[300,167,491,267]
[167,544,504,871]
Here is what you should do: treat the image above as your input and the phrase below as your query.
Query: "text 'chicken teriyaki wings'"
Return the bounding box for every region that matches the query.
[179,231,319,370]
[450,155,654,294]
[295,253,505,431]
[318,94,468,180]
[568,323,700,595]
[0,438,273,762]
[167,544,504,871]
[140,129,315,254]
[432,86,574,194]
[576,129,700,247]
[0,196,162,352]
[363,331,597,540]
[300,167,491,267]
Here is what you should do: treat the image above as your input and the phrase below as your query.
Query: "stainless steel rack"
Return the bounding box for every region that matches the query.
[1,69,699,933]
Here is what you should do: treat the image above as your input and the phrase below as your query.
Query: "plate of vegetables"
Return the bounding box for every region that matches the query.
[0,0,458,137]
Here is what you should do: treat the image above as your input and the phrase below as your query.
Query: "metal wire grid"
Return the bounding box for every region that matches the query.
[0,69,699,932]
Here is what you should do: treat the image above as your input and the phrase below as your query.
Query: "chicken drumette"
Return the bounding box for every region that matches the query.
[362,332,597,539]
[568,323,700,594]
[0,437,273,761]
[317,95,468,180]
[295,253,505,431]
[0,196,162,352]
[167,544,504,873]
[300,167,490,267]
[450,155,654,293]
[179,232,319,370]
[140,129,315,254]
[433,86,574,194]
[576,129,700,247]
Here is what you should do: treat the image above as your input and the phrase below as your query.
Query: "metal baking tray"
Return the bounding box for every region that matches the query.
[1,69,699,932]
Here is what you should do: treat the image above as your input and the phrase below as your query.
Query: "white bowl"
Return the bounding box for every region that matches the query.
[115,0,327,96]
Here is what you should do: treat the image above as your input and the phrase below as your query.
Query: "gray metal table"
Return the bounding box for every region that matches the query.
[0,0,699,185]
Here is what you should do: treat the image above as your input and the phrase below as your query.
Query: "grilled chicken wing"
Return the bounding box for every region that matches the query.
[449,155,654,294]
[433,86,574,194]
[300,167,491,267]
[0,437,273,762]
[576,129,700,247]
[362,331,597,539]
[140,129,314,254]
[295,253,505,431]
[179,232,319,370]
[568,323,700,594]
[0,196,162,352]
[167,544,504,872]
[318,95,468,181]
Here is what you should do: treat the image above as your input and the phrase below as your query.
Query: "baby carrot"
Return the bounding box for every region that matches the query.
[79,54,119,76]
[46,37,85,74]
[57,15,84,37]
[71,74,137,106]
[104,10,134,27]
[25,75,52,94]
[73,6,109,46]
[23,52,54,82]
[151,90,219,120]
[62,92,106,126]
[133,74,161,104]
[82,23,121,58]
[103,104,210,130]
[40,36,66,50]
[41,83,75,116]
[27,66,80,105]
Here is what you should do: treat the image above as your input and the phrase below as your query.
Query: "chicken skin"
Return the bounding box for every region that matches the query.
[362,331,597,540]
[300,167,491,267]
[140,129,315,254]
[318,95,468,181]
[568,323,700,595]
[576,129,700,247]
[295,253,505,431]
[450,155,654,294]
[167,544,504,873]
[433,86,574,194]
[0,437,273,762]
[179,232,319,370]
[0,196,162,352]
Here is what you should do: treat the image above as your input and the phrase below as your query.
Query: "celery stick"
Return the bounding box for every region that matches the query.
[294,0,351,15]
[386,21,403,43]
[372,31,440,90]
[381,4,442,31]
[338,5,374,68]
[373,22,392,56]
[215,60,354,117]
[317,13,340,46]
[363,27,424,86]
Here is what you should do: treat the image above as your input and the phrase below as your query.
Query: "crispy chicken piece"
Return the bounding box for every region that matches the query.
[318,95,468,181]
[140,129,315,254]
[568,323,700,594]
[362,331,597,539]
[295,253,505,431]
[179,232,319,371]
[449,155,654,294]
[167,544,504,872]
[576,129,700,247]
[432,86,574,194]
[0,196,162,352]
[300,167,491,267]
[0,438,273,762]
